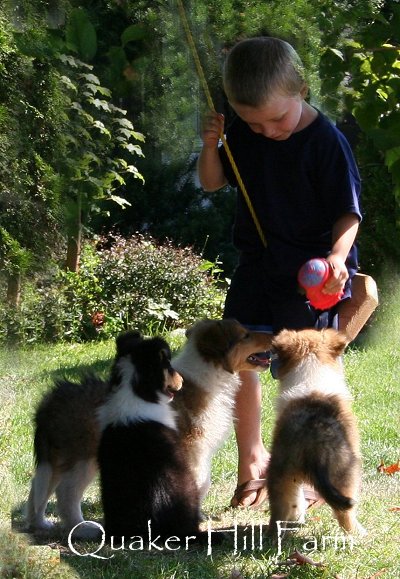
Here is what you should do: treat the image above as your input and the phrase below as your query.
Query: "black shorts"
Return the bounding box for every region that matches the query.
[223,259,338,333]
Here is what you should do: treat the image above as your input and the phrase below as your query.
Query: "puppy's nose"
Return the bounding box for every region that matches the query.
[169,369,183,390]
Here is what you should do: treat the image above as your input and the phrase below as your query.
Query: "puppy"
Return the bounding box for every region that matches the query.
[25,319,271,536]
[172,319,272,501]
[266,328,366,539]
[26,375,108,538]
[97,331,207,542]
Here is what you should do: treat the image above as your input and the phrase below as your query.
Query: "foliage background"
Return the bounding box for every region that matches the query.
[0,234,225,344]
[0,3,399,576]
[1,0,399,343]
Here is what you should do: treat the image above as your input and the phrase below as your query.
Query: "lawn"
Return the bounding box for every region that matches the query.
[0,283,399,578]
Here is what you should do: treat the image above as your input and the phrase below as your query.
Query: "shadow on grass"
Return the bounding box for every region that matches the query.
[11,520,294,579]
[43,337,185,385]
[46,358,113,384]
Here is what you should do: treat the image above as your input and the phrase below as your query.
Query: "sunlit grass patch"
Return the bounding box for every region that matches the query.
[1,284,399,577]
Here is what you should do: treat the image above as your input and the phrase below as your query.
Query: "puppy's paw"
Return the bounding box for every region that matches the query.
[353,521,367,539]
[67,521,102,540]
[27,518,55,533]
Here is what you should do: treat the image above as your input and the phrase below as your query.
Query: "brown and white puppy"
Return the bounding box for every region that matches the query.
[172,319,272,501]
[25,319,271,537]
[267,328,366,539]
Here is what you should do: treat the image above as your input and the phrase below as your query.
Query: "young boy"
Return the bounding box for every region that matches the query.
[198,37,361,508]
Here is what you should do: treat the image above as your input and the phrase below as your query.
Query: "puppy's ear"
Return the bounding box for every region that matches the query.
[271,329,295,355]
[151,337,172,361]
[324,328,348,357]
[194,320,238,363]
[115,330,142,356]
[185,319,211,339]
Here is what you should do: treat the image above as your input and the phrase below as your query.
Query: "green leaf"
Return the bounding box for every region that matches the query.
[109,195,132,207]
[387,158,400,191]
[387,78,400,96]
[329,48,345,61]
[320,47,346,71]
[164,308,179,320]
[376,87,389,101]
[105,171,125,186]
[82,152,101,167]
[71,102,83,112]
[89,98,111,112]
[371,51,389,75]
[113,158,128,170]
[66,8,97,61]
[108,104,127,116]
[367,127,400,150]
[360,58,372,75]
[122,143,144,156]
[59,54,80,68]
[84,83,100,95]
[385,147,400,171]
[126,166,145,182]
[92,121,111,137]
[343,40,362,50]
[113,117,134,129]
[87,176,104,188]
[107,46,129,78]
[131,130,145,142]
[80,73,99,84]
[117,127,133,139]
[60,76,77,92]
[353,94,388,131]
[96,86,112,98]
[361,17,391,49]
[121,25,147,46]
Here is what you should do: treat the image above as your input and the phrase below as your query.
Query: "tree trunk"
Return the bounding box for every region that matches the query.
[7,272,21,307]
[66,226,82,272]
[65,194,82,272]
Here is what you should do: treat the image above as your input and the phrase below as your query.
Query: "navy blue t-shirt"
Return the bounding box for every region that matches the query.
[219,109,362,283]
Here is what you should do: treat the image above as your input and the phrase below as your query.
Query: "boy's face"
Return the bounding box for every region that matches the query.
[230,93,305,140]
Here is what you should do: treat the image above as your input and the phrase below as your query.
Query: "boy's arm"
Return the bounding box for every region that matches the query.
[323,212,360,294]
[197,111,228,192]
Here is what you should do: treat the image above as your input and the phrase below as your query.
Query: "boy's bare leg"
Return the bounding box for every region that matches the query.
[231,370,270,507]
[231,369,322,509]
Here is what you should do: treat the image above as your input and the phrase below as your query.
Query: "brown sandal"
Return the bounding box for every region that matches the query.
[230,480,324,510]
[304,486,325,510]
[230,478,268,509]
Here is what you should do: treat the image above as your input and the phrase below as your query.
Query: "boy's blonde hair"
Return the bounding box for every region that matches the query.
[223,37,306,107]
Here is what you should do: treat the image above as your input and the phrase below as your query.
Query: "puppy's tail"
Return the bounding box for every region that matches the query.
[312,465,354,511]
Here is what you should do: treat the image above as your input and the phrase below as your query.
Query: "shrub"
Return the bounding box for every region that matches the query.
[0,234,226,344]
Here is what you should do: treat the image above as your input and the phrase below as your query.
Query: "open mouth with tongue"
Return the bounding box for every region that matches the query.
[246,351,272,368]
[163,382,182,402]
[163,370,183,402]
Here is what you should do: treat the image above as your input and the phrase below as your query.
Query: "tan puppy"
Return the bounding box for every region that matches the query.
[267,328,366,539]
[172,319,272,501]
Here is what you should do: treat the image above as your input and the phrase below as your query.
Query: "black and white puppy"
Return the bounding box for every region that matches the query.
[97,331,206,543]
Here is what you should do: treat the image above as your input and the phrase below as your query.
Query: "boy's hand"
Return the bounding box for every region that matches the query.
[323,255,348,294]
[201,111,224,149]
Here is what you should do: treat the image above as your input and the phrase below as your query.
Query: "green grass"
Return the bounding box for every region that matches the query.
[1,289,399,578]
